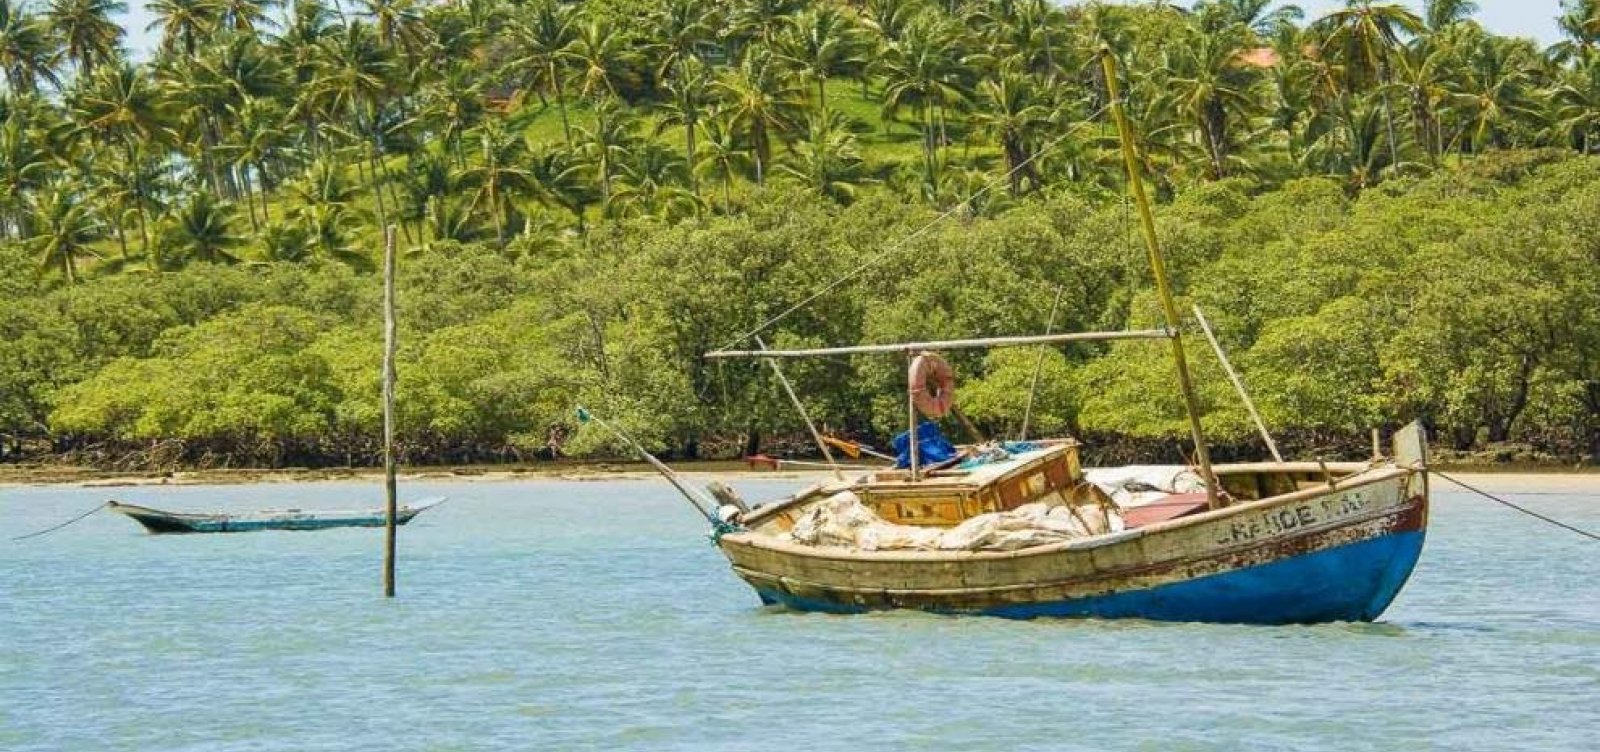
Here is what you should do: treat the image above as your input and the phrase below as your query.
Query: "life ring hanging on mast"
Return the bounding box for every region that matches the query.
[908,352,955,418]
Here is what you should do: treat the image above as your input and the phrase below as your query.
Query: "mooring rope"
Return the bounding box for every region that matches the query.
[1432,470,1600,543]
[11,501,109,541]
[715,102,1116,353]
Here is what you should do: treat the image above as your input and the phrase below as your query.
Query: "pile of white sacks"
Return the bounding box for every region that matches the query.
[786,490,1124,552]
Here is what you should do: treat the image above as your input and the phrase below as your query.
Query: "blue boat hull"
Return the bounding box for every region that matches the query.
[752,529,1425,624]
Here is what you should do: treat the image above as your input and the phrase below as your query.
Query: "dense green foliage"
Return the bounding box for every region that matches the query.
[1,0,1599,465]
[6,151,1600,465]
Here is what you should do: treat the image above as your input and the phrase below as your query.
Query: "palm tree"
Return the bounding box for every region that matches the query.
[649,0,718,85]
[270,0,332,155]
[397,149,453,241]
[877,14,969,186]
[0,115,48,238]
[1443,33,1543,153]
[0,0,60,93]
[1312,1,1426,167]
[713,45,805,185]
[1162,22,1266,179]
[653,56,712,196]
[695,118,753,213]
[729,0,804,49]
[1196,0,1306,35]
[417,61,483,167]
[611,141,700,221]
[29,180,101,283]
[145,0,221,57]
[969,60,1052,194]
[1550,1,1600,64]
[1391,36,1455,162]
[217,0,270,34]
[777,5,867,112]
[561,16,641,102]
[1424,0,1478,32]
[1553,56,1600,153]
[357,0,430,58]
[504,0,577,145]
[777,108,872,204]
[167,190,242,264]
[225,95,290,229]
[69,62,169,254]
[93,142,167,259]
[527,143,595,232]
[45,0,125,79]
[287,158,368,267]
[460,119,535,248]
[308,21,399,229]
[577,97,638,215]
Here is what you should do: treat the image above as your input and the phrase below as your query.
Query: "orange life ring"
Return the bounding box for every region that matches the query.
[908,352,955,418]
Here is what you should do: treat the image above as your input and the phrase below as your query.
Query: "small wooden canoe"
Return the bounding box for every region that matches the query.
[714,425,1429,625]
[106,497,446,534]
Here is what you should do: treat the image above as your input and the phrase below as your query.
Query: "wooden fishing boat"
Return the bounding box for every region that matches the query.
[106,497,446,534]
[713,427,1427,624]
[684,50,1431,624]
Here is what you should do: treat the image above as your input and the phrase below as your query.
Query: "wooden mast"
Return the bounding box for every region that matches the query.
[1099,47,1221,509]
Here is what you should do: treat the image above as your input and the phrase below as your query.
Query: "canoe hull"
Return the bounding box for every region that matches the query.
[108,500,440,534]
[720,468,1427,625]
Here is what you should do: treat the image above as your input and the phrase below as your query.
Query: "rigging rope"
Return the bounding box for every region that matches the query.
[1432,470,1600,543]
[12,501,109,541]
[714,103,1116,353]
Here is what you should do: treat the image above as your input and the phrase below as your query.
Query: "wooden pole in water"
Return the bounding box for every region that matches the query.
[382,225,398,598]
[1100,47,1220,510]
[1192,304,1284,464]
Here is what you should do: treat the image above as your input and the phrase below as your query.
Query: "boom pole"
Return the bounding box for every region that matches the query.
[1099,47,1221,510]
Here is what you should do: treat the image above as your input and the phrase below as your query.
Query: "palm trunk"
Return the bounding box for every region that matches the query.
[242,169,260,232]
[552,61,572,146]
[685,119,698,196]
[256,160,272,224]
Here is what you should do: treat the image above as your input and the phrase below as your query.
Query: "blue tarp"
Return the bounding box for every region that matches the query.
[891,421,959,469]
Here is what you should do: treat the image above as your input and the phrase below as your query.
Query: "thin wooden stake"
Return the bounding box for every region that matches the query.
[755,336,843,480]
[1192,304,1284,464]
[382,225,398,598]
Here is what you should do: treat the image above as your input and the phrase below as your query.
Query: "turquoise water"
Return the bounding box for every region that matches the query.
[2,476,1597,751]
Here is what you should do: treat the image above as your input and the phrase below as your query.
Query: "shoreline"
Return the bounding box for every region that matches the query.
[2,459,1596,489]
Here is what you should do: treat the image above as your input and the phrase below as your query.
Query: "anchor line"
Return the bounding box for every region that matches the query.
[11,501,109,541]
[1432,470,1600,543]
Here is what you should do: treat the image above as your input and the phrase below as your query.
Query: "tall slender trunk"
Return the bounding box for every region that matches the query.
[817,76,827,113]
[685,118,698,196]
[256,160,272,224]
[124,139,151,257]
[114,217,129,260]
[551,61,572,146]
[241,168,260,232]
